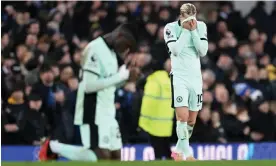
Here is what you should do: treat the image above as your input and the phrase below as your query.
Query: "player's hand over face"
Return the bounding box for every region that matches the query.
[182,21,190,30]
[125,53,144,68]
[181,19,197,31]
[125,54,142,82]
[118,65,130,81]
[189,19,197,31]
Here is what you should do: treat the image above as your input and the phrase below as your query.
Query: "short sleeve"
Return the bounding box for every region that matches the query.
[164,24,177,44]
[82,44,101,77]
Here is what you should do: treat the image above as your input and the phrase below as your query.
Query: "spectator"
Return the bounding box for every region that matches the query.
[249,100,276,141]
[265,34,276,61]
[202,69,216,91]
[215,84,251,142]
[259,67,274,100]
[68,76,79,92]
[3,62,24,95]
[247,2,269,33]
[27,20,40,36]
[31,64,64,132]
[214,54,233,82]
[71,48,81,76]
[57,65,74,95]
[139,59,173,160]
[19,94,49,145]
[1,1,276,145]
[203,90,214,108]
[191,106,226,143]
[150,26,169,71]
[1,33,11,51]
[2,87,25,144]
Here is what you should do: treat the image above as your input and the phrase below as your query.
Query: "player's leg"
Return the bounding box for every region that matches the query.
[110,120,122,160]
[110,150,121,160]
[95,122,113,160]
[49,141,97,161]
[187,111,198,138]
[43,124,98,161]
[170,75,190,160]
[94,148,112,160]
[185,91,202,160]
[38,138,58,161]
[188,91,202,139]
[184,111,198,161]
[173,106,191,160]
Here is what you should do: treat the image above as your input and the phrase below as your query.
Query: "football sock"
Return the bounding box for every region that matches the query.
[49,140,97,161]
[175,121,191,157]
[187,124,194,138]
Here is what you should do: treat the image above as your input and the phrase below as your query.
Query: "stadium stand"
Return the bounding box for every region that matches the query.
[1,1,276,146]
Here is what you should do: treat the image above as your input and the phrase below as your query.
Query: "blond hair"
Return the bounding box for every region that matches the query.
[180,3,197,18]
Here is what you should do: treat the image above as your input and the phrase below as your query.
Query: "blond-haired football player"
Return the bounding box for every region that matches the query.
[164,3,208,161]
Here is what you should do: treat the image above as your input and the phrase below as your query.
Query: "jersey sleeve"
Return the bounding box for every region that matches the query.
[81,43,101,77]
[164,24,178,55]
[198,22,208,41]
[190,21,208,57]
[164,24,177,44]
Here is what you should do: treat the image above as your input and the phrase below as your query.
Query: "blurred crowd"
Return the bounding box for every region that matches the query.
[1,1,276,145]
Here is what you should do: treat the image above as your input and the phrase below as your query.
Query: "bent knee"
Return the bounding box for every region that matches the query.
[94,148,111,160]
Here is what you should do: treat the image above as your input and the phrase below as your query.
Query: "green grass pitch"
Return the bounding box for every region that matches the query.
[2,160,276,166]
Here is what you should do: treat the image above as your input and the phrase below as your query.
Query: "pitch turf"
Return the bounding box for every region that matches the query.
[2,160,276,166]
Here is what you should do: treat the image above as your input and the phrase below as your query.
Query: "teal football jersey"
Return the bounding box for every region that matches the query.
[164,20,208,89]
[74,37,119,125]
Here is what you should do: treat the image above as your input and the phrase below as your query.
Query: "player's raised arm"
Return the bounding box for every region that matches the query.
[81,44,130,93]
[179,4,208,57]
[166,3,208,57]
[164,23,192,56]
[164,24,179,56]
[190,21,208,57]
[83,65,129,93]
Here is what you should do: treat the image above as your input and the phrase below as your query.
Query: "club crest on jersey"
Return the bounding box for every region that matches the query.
[166,29,173,39]
[91,54,97,62]
[176,96,183,103]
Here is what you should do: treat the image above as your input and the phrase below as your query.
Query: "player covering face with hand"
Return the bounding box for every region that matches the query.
[164,3,208,161]
[38,23,140,161]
